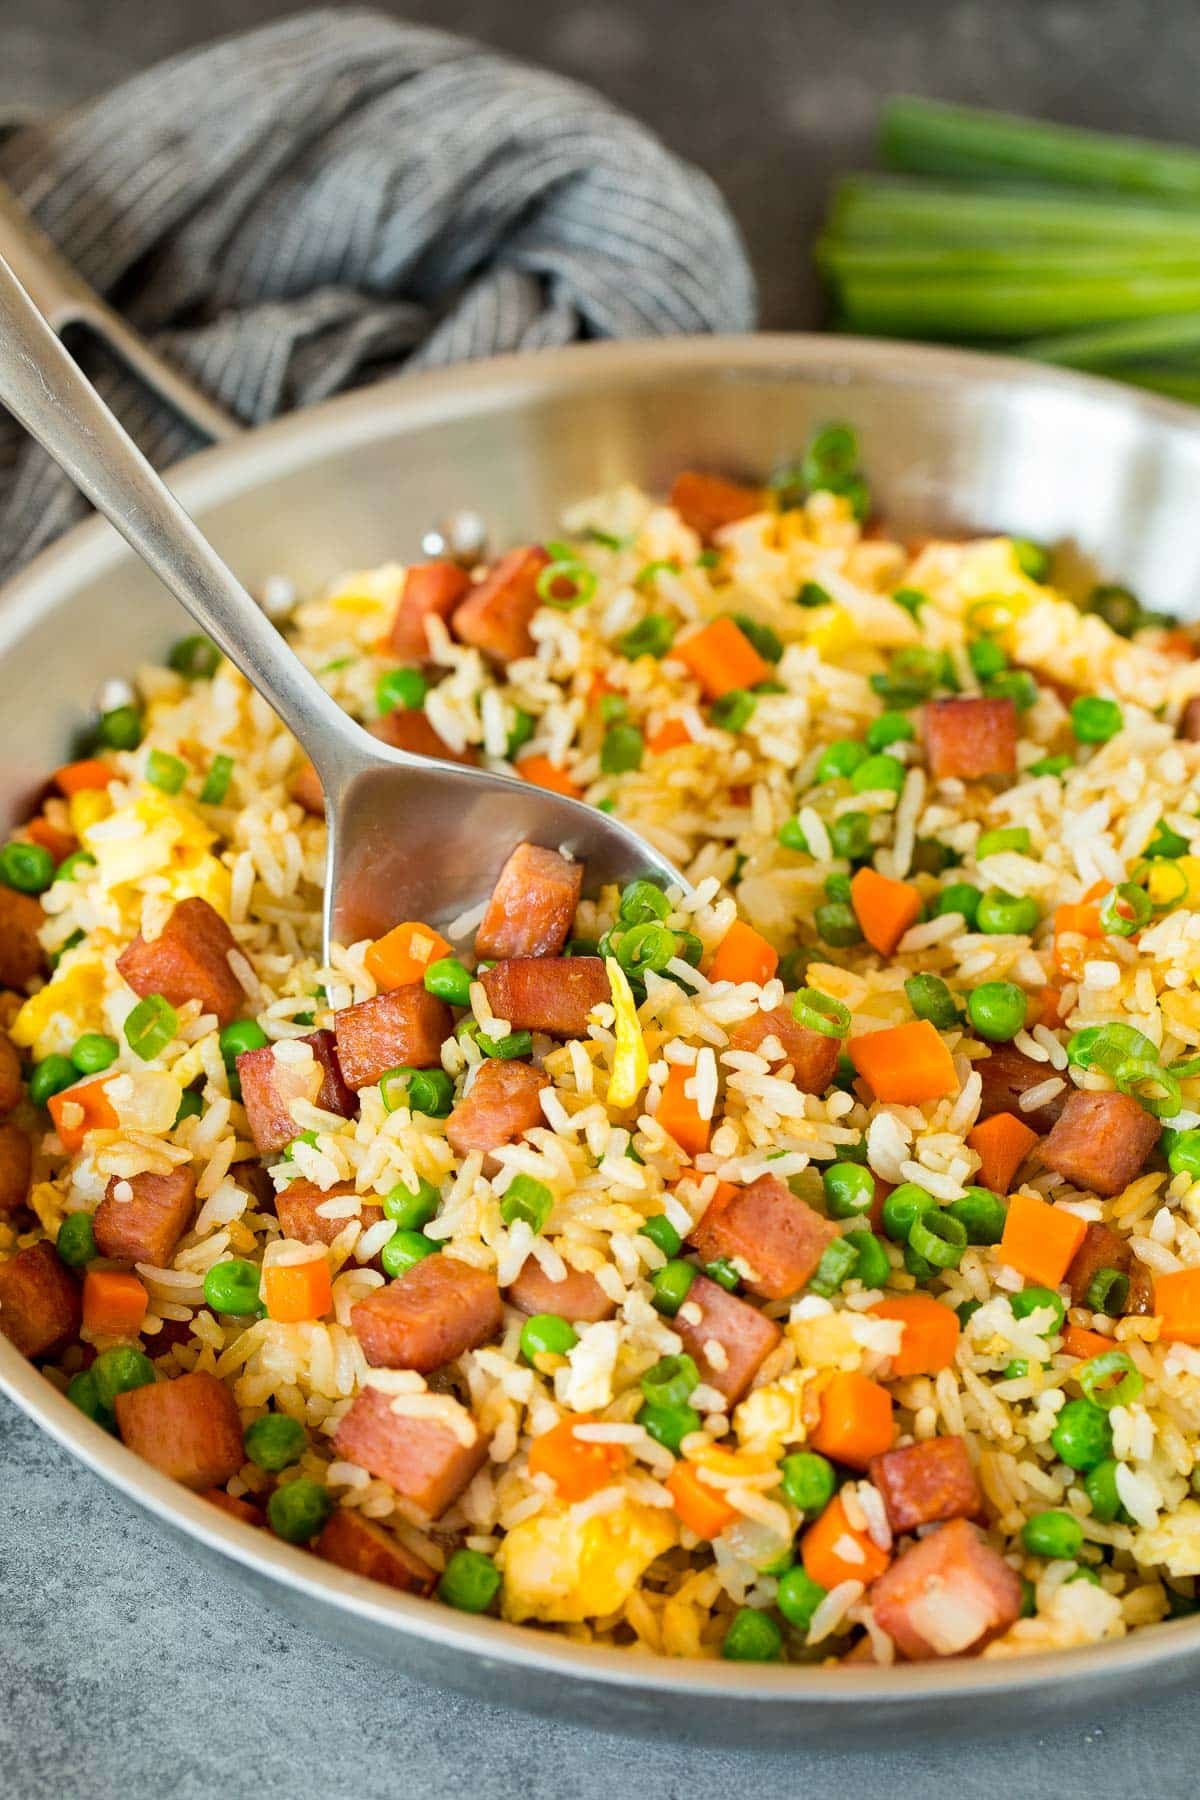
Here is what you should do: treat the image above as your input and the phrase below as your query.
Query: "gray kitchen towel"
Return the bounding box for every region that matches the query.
[0,8,756,575]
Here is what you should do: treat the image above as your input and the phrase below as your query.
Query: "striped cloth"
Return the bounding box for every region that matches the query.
[0,8,755,576]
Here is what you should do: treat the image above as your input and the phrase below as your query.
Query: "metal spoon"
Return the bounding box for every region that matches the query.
[0,254,682,951]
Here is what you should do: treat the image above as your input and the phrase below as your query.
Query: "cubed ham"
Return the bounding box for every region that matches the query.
[1039,1088,1160,1198]
[480,957,608,1040]
[1066,1221,1132,1307]
[316,1504,437,1595]
[869,1518,1023,1660]
[671,1272,782,1403]
[669,471,763,541]
[289,759,326,817]
[975,1042,1068,1134]
[0,1240,80,1358]
[728,1005,841,1095]
[351,1255,502,1371]
[0,1122,32,1217]
[1179,696,1200,741]
[869,1435,982,1536]
[445,1059,548,1159]
[689,1173,836,1302]
[475,842,582,960]
[390,561,472,662]
[451,545,550,664]
[370,707,479,766]
[923,697,1018,784]
[0,887,47,988]
[237,1030,356,1153]
[275,1179,383,1249]
[116,896,247,1028]
[333,986,451,1091]
[204,1488,264,1527]
[334,1382,489,1516]
[94,1168,196,1267]
[506,1255,615,1323]
[114,1369,244,1491]
[0,1033,23,1113]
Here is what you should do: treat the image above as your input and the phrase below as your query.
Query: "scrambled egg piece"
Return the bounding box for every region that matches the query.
[605,958,648,1109]
[1134,1499,1200,1578]
[83,789,229,913]
[11,951,109,1060]
[498,1501,675,1624]
[790,1309,863,1372]
[734,1369,815,1458]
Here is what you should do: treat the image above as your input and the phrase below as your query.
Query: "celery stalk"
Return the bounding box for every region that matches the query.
[1017,313,1200,368]
[828,175,1200,249]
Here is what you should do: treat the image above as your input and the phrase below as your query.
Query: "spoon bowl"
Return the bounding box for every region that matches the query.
[0,253,682,951]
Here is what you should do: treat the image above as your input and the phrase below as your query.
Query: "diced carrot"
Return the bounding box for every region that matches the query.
[364,921,452,992]
[850,868,923,958]
[1154,1267,1200,1345]
[516,754,582,800]
[1061,1325,1114,1361]
[647,718,693,755]
[966,1111,1038,1195]
[675,1167,738,1212]
[587,672,614,705]
[262,1255,332,1324]
[801,1491,891,1590]
[666,1460,737,1538]
[848,1020,959,1106]
[654,1063,711,1158]
[82,1269,148,1338]
[54,759,113,797]
[527,1413,629,1502]
[1052,882,1108,977]
[670,471,764,541]
[673,617,769,700]
[809,1370,895,1469]
[47,1077,119,1154]
[868,1294,961,1376]
[25,817,76,864]
[1036,986,1066,1030]
[1160,628,1196,661]
[707,920,779,987]
[998,1190,1087,1288]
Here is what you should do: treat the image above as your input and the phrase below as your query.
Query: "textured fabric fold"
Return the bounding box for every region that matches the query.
[0,8,755,576]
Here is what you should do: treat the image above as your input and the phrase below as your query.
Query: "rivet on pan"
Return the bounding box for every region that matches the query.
[421,510,488,565]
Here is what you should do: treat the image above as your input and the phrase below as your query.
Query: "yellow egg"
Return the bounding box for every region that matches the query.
[498,1501,676,1624]
[10,955,109,1059]
[1134,1500,1200,1578]
[790,1309,863,1372]
[807,604,857,656]
[606,958,648,1109]
[68,789,111,837]
[82,789,226,906]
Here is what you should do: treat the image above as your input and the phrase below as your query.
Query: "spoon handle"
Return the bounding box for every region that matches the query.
[0,252,360,786]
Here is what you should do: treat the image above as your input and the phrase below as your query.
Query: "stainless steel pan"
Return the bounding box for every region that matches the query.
[4,332,1200,1745]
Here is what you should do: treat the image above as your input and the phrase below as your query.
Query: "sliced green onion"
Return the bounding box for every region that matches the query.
[791,987,851,1039]
[1085,1268,1129,1315]
[619,878,672,924]
[808,1236,860,1297]
[145,749,187,795]
[600,723,644,774]
[1067,1022,1158,1075]
[1099,883,1152,937]
[168,635,220,680]
[727,613,783,664]
[536,559,597,609]
[618,615,677,660]
[199,754,234,805]
[616,922,677,978]
[1079,1348,1144,1411]
[124,994,179,1061]
[907,1207,968,1269]
[635,560,681,590]
[1113,1056,1181,1119]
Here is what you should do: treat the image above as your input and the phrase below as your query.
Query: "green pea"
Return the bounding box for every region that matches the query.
[779,1450,836,1517]
[203,1259,261,1316]
[174,1088,204,1127]
[975,890,1040,936]
[817,739,868,781]
[1083,1458,1126,1525]
[1011,1286,1067,1335]
[967,980,1027,1043]
[815,900,862,948]
[823,1161,875,1220]
[168,634,220,680]
[438,1548,502,1614]
[96,705,142,750]
[1022,1509,1084,1560]
[638,1399,702,1454]
[219,1018,269,1066]
[639,1214,682,1259]
[776,1565,827,1633]
[1011,538,1050,582]
[500,1174,553,1234]
[850,753,906,796]
[721,1607,783,1662]
[0,838,57,899]
[651,1259,696,1316]
[729,613,783,664]
[984,669,1038,711]
[92,1347,156,1410]
[904,973,959,1030]
[1087,583,1141,637]
[267,1478,333,1544]
[382,1177,440,1230]
[956,1298,982,1328]
[968,636,1008,681]
[56,850,97,883]
[1051,1398,1113,1472]
[380,1230,439,1278]
[244,1413,307,1472]
[829,811,872,861]
[56,1211,96,1268]
[796,581,833,609]
[880,1181,935,1244]
[70,1032,119,1076]
[866,711,915,753]
[778,817,810,854]
[1029,753,1072,779]
[935,883,981,928]
[1071,695,1123,745]
[30,1054,78,1108]
[376,667,427,714]
[67,1368,115,1430]
[947,1187,1007,1245]
[844,1230,890,1288]
[600,722,645,774]
[145,749,187,795]
[424,957,473,1005]
[520,1313,578,1363]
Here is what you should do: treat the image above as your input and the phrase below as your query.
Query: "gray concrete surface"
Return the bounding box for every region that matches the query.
[5,0,1200,1792]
